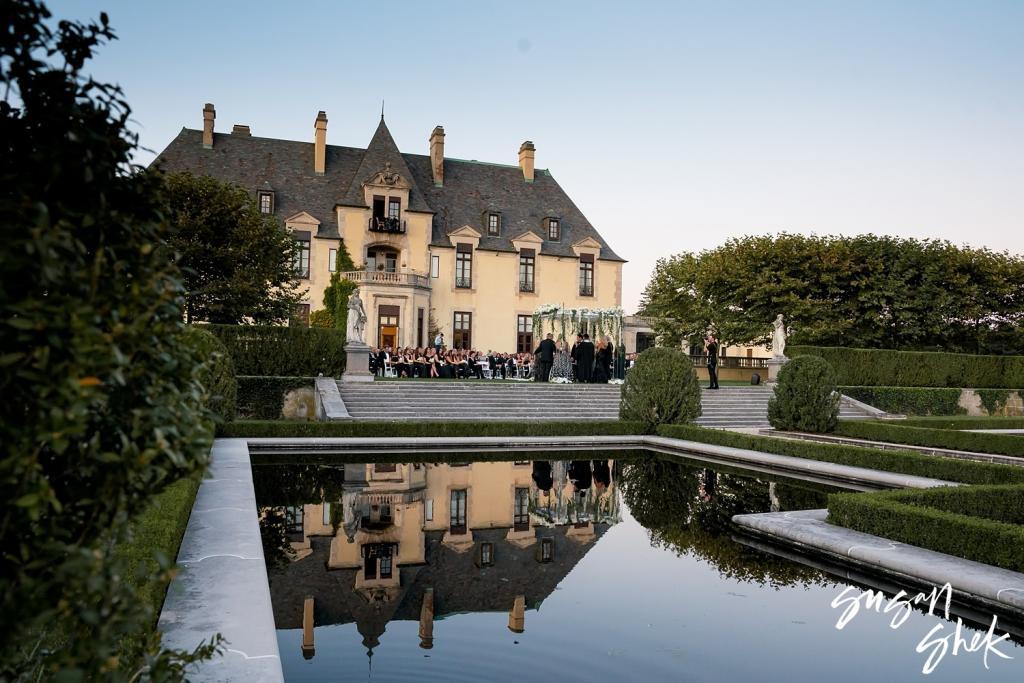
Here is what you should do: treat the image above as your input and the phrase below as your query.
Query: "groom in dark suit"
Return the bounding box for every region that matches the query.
[534,333,556,382]
[576,334,595,383]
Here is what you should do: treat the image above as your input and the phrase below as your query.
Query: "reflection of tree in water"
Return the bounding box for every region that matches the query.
[619,457,831,589]
[253,464,348,570]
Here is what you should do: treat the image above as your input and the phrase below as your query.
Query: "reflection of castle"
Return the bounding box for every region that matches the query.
[266,459,620,662]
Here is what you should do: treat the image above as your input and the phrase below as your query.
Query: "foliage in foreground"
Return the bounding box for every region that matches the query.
[767,355,840,433]
[834,421,1024,458]
[640,233,1024,354]
[618,347,701,431]
[163,172,305,324]
[657,424,1024,486]
[828,485,1024,573]
[1,2,220,678]
[184,326,238,422]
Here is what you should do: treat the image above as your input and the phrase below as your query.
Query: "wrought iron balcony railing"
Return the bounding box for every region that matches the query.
[519,279,535,293]
[368,217,406,234]
[579,285,594,297]
[456,276,472,289]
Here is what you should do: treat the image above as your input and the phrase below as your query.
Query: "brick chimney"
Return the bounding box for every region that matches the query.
[314,111,328,176]
[518,141,535,183]
[231,124,251,136]
[202,103,215,149]
[429,126,445,187]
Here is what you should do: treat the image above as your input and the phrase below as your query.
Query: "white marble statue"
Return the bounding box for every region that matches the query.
[771,314,786,358]
[346,290,367,344]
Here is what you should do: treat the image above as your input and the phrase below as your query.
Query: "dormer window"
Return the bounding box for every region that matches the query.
[258,190,274,214]
[546,218,560,241]
[487,213,501,236]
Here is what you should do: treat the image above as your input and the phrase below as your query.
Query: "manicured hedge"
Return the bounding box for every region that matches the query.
[828,486,1024,572]
[834,421,1024,457]
[898,416,1024,430]
[655,424,1024,485]
[840,386,963,416]
[236,376,314,420]
[790,345,1024,388]
[205,324,346,376]
[218,420,645,439]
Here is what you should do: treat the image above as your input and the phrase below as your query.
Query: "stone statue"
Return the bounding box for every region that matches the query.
[771,314,786,358]
[346,290,367,345]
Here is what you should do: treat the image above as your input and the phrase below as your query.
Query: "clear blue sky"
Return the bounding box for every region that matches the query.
[52,0,1024,312]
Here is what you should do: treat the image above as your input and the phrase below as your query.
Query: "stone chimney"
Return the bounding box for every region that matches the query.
[202,103,215,149]
[231,124,251,136]
[518,141,535,183]
[429,126,445,187]
[314,110,328,176]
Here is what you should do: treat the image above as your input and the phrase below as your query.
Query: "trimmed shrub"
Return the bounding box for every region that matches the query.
[206,323,346,376]
[899,416,1024,430]
[828,486,1024,572]
[219,419,644,439]
[619,347,701,432]
[789,345,1024,388]
[840,386,963,416]
[183,326,237,422]
[976,388,1013,415]
[768,356,839,433]
[236,376,313,420]
[834,421,1024,457]
[656,424,1024,485]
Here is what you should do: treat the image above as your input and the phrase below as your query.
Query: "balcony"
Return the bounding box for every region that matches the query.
[579,285,594,297]
[519,279,535,293]
[341,270,431,290]
[455,276,472,289]
[368,217,406,234]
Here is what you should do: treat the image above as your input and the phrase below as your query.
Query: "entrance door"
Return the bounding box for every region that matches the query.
[378,304,400,348]
[380,325,397,348]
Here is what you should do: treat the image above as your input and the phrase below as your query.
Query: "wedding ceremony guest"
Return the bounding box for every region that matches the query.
[434,332,444,354]
[603,335,615,380]
[576,333,595,383]
[570,333,582,381]
[376,346,390,377]
[369,346,379,375]
[593,338,612,383]
[706,333,720,389]
[533,333,556,382]
[551,339,573,381]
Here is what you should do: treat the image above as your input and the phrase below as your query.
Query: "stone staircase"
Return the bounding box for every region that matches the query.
[334,381,881,427]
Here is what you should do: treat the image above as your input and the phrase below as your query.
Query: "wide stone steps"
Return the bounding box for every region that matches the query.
[334,382,880,426]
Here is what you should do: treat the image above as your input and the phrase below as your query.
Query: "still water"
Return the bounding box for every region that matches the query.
[253,452,1024,682]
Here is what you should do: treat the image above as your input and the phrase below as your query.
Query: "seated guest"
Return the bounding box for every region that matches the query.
[369,347,379,375]
[469,352,484,379]
[395,349,410,378]
[376,346,390,377]
[413,347,426,378]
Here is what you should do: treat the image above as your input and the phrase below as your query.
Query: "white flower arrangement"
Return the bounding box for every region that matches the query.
[531,304,626,348]
[551,376,572,384]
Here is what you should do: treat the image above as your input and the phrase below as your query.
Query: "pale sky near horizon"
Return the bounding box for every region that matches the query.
[51,0,1024,312]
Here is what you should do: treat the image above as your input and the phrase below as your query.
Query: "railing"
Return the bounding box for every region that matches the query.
[579,285,594,297]
[341,270,430,289]
[689,354,769,369]
[368,217,406,234]
[456,276,472,289]
[519,279,535,293]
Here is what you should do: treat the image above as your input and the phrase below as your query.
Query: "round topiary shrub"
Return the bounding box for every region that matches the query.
[619,347,702,432]
[768,355,840,433]
[183,326,238,423]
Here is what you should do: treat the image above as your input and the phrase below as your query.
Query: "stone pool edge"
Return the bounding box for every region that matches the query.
[158,438,284,683]
[733,509,1024,616]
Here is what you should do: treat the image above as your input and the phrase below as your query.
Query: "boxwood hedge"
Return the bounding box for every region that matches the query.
[898,416,1024,430]
[840,386,964,416]
[218,419,644,439]
[655,424,1024,485]
[236,376,313,420]
[834,421,1024,458]
[828,485,1024,572]
[790,345,1024,388]
[205,324,346,376]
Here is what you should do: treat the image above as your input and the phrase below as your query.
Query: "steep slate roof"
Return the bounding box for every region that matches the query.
[152,120,624,260]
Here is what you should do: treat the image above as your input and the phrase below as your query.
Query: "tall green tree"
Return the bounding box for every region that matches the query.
[641,233,1024,354]
[315,242,358,333]
[1,1,219,678]
[163,172,305,324]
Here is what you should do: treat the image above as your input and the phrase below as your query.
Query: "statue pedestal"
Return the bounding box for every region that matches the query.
[766,357,787,383]
[341,341,374,383]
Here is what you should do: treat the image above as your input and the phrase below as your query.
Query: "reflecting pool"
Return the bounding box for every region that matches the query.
[253,452,1024,682]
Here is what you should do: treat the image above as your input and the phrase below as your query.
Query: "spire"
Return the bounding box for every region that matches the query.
[381,99,385,122]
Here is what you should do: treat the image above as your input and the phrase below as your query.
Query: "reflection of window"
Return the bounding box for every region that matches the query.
[478,542,494,567]
[425,498,433,521]
[380,554,392,579]
[322,503,331,525]
[516,315,532,354]
[514,488,530,531]
[375,463,397,473]
[538,537,553,563]
[285,506,304,535]
[450,489,467,535]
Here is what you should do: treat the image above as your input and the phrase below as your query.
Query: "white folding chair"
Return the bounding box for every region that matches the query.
[383,358,397,378]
